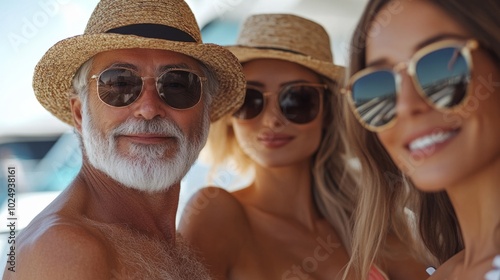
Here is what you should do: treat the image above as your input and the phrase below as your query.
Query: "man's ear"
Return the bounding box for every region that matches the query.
[70,95,83,134]
[225,114,233,127]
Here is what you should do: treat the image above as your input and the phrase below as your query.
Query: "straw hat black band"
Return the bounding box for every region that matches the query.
[33,0,246,125]
[107,24,196,42]
[226,14,345,82]
[249,46,306,56]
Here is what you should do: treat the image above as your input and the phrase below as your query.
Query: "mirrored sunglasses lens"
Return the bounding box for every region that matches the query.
[233,88,264,120]
[280,85,321,124]
[98,68,142,107]
[416,46,470,109]
[157,70,202,109]
[351,70,397,129]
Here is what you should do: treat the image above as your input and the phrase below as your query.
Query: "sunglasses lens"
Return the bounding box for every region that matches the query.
[280,85,321,124]
[157,70,202,109]
[416,47,470,109]
[97,68,142,107]
[233,88,264,120]
[351,70,397,128]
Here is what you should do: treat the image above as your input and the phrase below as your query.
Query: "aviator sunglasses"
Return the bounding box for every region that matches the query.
[233,83,327,124]
[343,39,479,132]
[91,67,207,109]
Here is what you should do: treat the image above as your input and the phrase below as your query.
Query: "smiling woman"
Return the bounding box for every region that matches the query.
[343,0,500,279]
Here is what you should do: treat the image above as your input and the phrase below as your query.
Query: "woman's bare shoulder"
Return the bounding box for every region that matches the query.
[381,233,430,280]
[179,186,248,226]
[178,186,250,278]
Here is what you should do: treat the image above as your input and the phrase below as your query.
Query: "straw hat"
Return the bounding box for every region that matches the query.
[33,0,246,124]
[227,14,344,81]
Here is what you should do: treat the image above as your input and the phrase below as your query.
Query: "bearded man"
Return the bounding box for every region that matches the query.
[2,0,244,279]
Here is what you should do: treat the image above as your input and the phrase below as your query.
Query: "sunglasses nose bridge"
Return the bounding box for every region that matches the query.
[393,61,408,73]
[393,62,412,96]
[264,91,281,111]
[131,76,169,120]
[394,68,434,119]
[139,76,161,96]
[260,91,287,126]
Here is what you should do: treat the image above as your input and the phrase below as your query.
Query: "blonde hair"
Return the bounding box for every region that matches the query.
[342,107,428,279]
[343,0,500,279]
[312,79,358,253]
[203,75,359,252]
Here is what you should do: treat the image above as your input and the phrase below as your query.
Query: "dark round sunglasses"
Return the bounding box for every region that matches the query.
[90,67,207,109]
[343,39,479,132]
[233,83,327,124]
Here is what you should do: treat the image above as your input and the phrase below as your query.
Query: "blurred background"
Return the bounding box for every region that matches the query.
[0,0,368,244]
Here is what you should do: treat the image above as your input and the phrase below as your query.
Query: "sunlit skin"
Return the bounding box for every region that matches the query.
[80,49,206,160]
[179,59,353,280]
[368,0,500,279]
[232,59,324,169]
[4,48,210,279]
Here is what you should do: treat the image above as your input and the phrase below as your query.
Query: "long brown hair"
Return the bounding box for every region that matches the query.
[344,0,500,278]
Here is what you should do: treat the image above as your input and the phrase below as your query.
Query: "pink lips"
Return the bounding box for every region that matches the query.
[257,134,294,148]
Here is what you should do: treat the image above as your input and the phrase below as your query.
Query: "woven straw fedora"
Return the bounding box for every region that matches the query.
[227,14,344,81]
[33,0,245,124]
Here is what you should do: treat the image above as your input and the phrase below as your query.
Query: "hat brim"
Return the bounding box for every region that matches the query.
[226,46,345,82]
[33,33,246,125]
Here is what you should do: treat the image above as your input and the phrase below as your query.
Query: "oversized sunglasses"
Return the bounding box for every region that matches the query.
[90,67,207,109]
[233,83,327,124]
[343,39,479,132]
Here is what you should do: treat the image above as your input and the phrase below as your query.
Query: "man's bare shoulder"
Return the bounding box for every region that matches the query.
[4,216,114,280]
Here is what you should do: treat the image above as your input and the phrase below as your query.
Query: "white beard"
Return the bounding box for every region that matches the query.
[80,103,209,193]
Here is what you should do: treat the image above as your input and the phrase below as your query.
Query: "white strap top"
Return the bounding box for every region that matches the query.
[484,255,500,280]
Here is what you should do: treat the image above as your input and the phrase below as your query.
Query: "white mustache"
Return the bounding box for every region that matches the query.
[111,118,185,141]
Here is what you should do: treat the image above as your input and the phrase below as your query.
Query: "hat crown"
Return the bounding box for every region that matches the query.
[85,0,201,43]
[236,14,333,62]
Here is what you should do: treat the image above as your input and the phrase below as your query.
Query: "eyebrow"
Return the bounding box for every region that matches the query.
[107,63,138,70]
[414,33,469,50]
[158,63,193,73]
[366,33,470,68]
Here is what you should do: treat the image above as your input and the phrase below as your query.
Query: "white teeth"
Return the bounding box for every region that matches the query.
[409,131,456,152]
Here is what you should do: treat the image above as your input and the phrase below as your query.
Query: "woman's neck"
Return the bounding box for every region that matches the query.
[447,158,500,266]
[242,159,322,229]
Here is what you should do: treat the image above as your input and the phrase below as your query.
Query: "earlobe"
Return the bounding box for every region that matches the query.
[70,96,83,134]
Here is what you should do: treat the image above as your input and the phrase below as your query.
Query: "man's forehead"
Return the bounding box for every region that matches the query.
[91,48,201,72]
[103,62,193,71]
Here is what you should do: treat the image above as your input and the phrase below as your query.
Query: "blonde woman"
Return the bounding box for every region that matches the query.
[179,14,426,280]
[342,0,500,279]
